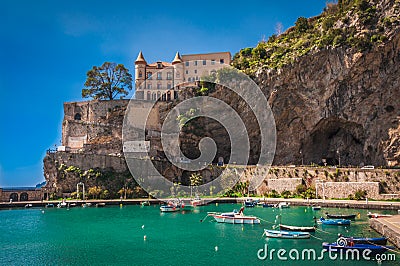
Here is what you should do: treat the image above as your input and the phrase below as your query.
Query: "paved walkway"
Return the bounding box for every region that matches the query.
[370,215,400,248]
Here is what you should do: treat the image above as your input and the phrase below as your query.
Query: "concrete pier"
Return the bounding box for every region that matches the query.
[370,215,400,248]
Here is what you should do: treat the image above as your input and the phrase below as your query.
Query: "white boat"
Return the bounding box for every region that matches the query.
[190,197,204,207]
[276,202,290,208]
[160,199,183,212]
[263,229,310,239]
[160,205,181,212]
[367,212,393,218]
[57,200,67,208]
[209,207,260,224]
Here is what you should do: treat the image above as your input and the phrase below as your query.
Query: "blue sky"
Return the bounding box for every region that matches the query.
[0,0,327,187]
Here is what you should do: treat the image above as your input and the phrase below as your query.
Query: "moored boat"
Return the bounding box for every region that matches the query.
[322,242,394,256]
[326,213,356,219]
[263,229,310,239]
[160,205,180,212]
[279,224,316,232]
[312,206,321,211]
[96,203,106,207]
[276,202,290,208]
[141,201,150,206]
[209,207,260,224]
[24,204,33,208]
[190,197,204,207]
[367,212,393,218]
[244,198,256,207]
[351,237,387,245]
[318,217,351,225]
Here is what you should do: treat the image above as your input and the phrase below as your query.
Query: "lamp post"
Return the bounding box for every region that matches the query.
[337,150,341,167]
[300,150,303,166]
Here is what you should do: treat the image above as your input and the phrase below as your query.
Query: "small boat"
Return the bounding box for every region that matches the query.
[209,207,260,224]
[46,203,55,208]
[318,217,351,225]
[190,197,204,207]
[141,201,150,206]
[350,237,388,245]
[82,203,92,208]
[279,224,316,232]
[312,206,321,211]
[326,213,356,219]
[24,204,33,208]
[244,198,257,207]
[276,202,290,208]
[96,203,106,207]
[160,205,181,212]
[322,242,394,256]
[262,203,274,208]
[57,201,68,208]
[367,212,393,218]
[160,199,184,212]
[263,229,310,239]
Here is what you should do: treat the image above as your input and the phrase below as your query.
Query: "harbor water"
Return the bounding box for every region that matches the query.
[0,204,398,265]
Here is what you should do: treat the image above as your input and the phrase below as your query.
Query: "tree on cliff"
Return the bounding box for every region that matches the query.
[82,62,133,100]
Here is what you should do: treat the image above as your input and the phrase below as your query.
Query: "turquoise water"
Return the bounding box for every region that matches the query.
[0,204,398,265]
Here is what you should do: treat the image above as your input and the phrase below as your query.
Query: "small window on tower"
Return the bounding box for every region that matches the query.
[139,71,143,78]
[74,113,82,120]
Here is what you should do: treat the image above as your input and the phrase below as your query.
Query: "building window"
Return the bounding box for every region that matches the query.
[139,71,143,78]
[157,72,162,80]
[211,60,215,65]
[185,70,189,74]
[185,62,189,66]
[167,72,172,80]
[147,91,151,100]
[194,69,197,74]
[167,91,171,101]
[167,83,171,89]
[157,83,162,90]
[220,59,224,64]
[176,71,180,78]
[157,63,162,68]
[196,76,199,80]
[188,77,191,82]
[203,60,206,65]
[194,60,198,66]
[147,72,152,79]
[147,83,152,89]
[152,92,157,100]
[74,113,82,120]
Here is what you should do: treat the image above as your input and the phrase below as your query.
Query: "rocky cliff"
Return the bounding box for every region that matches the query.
[231,0,400,166]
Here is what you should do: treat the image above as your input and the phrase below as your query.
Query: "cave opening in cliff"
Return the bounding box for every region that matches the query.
[302,118,365,166]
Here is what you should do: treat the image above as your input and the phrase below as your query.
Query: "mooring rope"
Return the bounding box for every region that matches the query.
[315,227,336,235]
[309,234,324,241]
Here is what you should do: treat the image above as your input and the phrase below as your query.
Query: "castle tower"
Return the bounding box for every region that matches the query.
[135,51,147,99]
[172,52,183,89]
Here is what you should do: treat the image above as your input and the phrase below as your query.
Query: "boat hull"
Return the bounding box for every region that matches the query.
[319,218,351,225]
[160,206,180,212]
[212,215,260,224]
[264,229,310,239]
[323,243,394,256]
[279,224,316,232]
[327,214,356,219]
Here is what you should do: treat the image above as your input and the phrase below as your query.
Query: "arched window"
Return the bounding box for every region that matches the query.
[20,192,28,201]
[147,91,151,100]
[162,93,166,101]
[152,92,157,100]
[139,70,143,78]
[74,113,81,120]
[10,193,18,202]
[167,91,171,101]
[176,71,180,78]
[157,91,161,100]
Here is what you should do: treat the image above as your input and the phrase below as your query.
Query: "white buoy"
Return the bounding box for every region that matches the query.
[215,246,218,252]
[142,225,145,229]
[144,235,147,240]
[41,210,45,214]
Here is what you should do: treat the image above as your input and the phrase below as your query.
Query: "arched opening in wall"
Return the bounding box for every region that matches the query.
[152,92,157,101]
[74,113,82,120]
[10,193,18,202]
[167,91,171,101]
[301,118,365,166]
[157,91,161,100]
[147,91,151,101]
[20,192,28,201]
[162,93,166,101]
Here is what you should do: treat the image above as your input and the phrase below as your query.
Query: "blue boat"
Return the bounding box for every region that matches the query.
[322,242,394,256]
[318,217,350,225]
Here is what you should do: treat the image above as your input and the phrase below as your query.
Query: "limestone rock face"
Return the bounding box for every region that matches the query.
[254,31,400,166]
